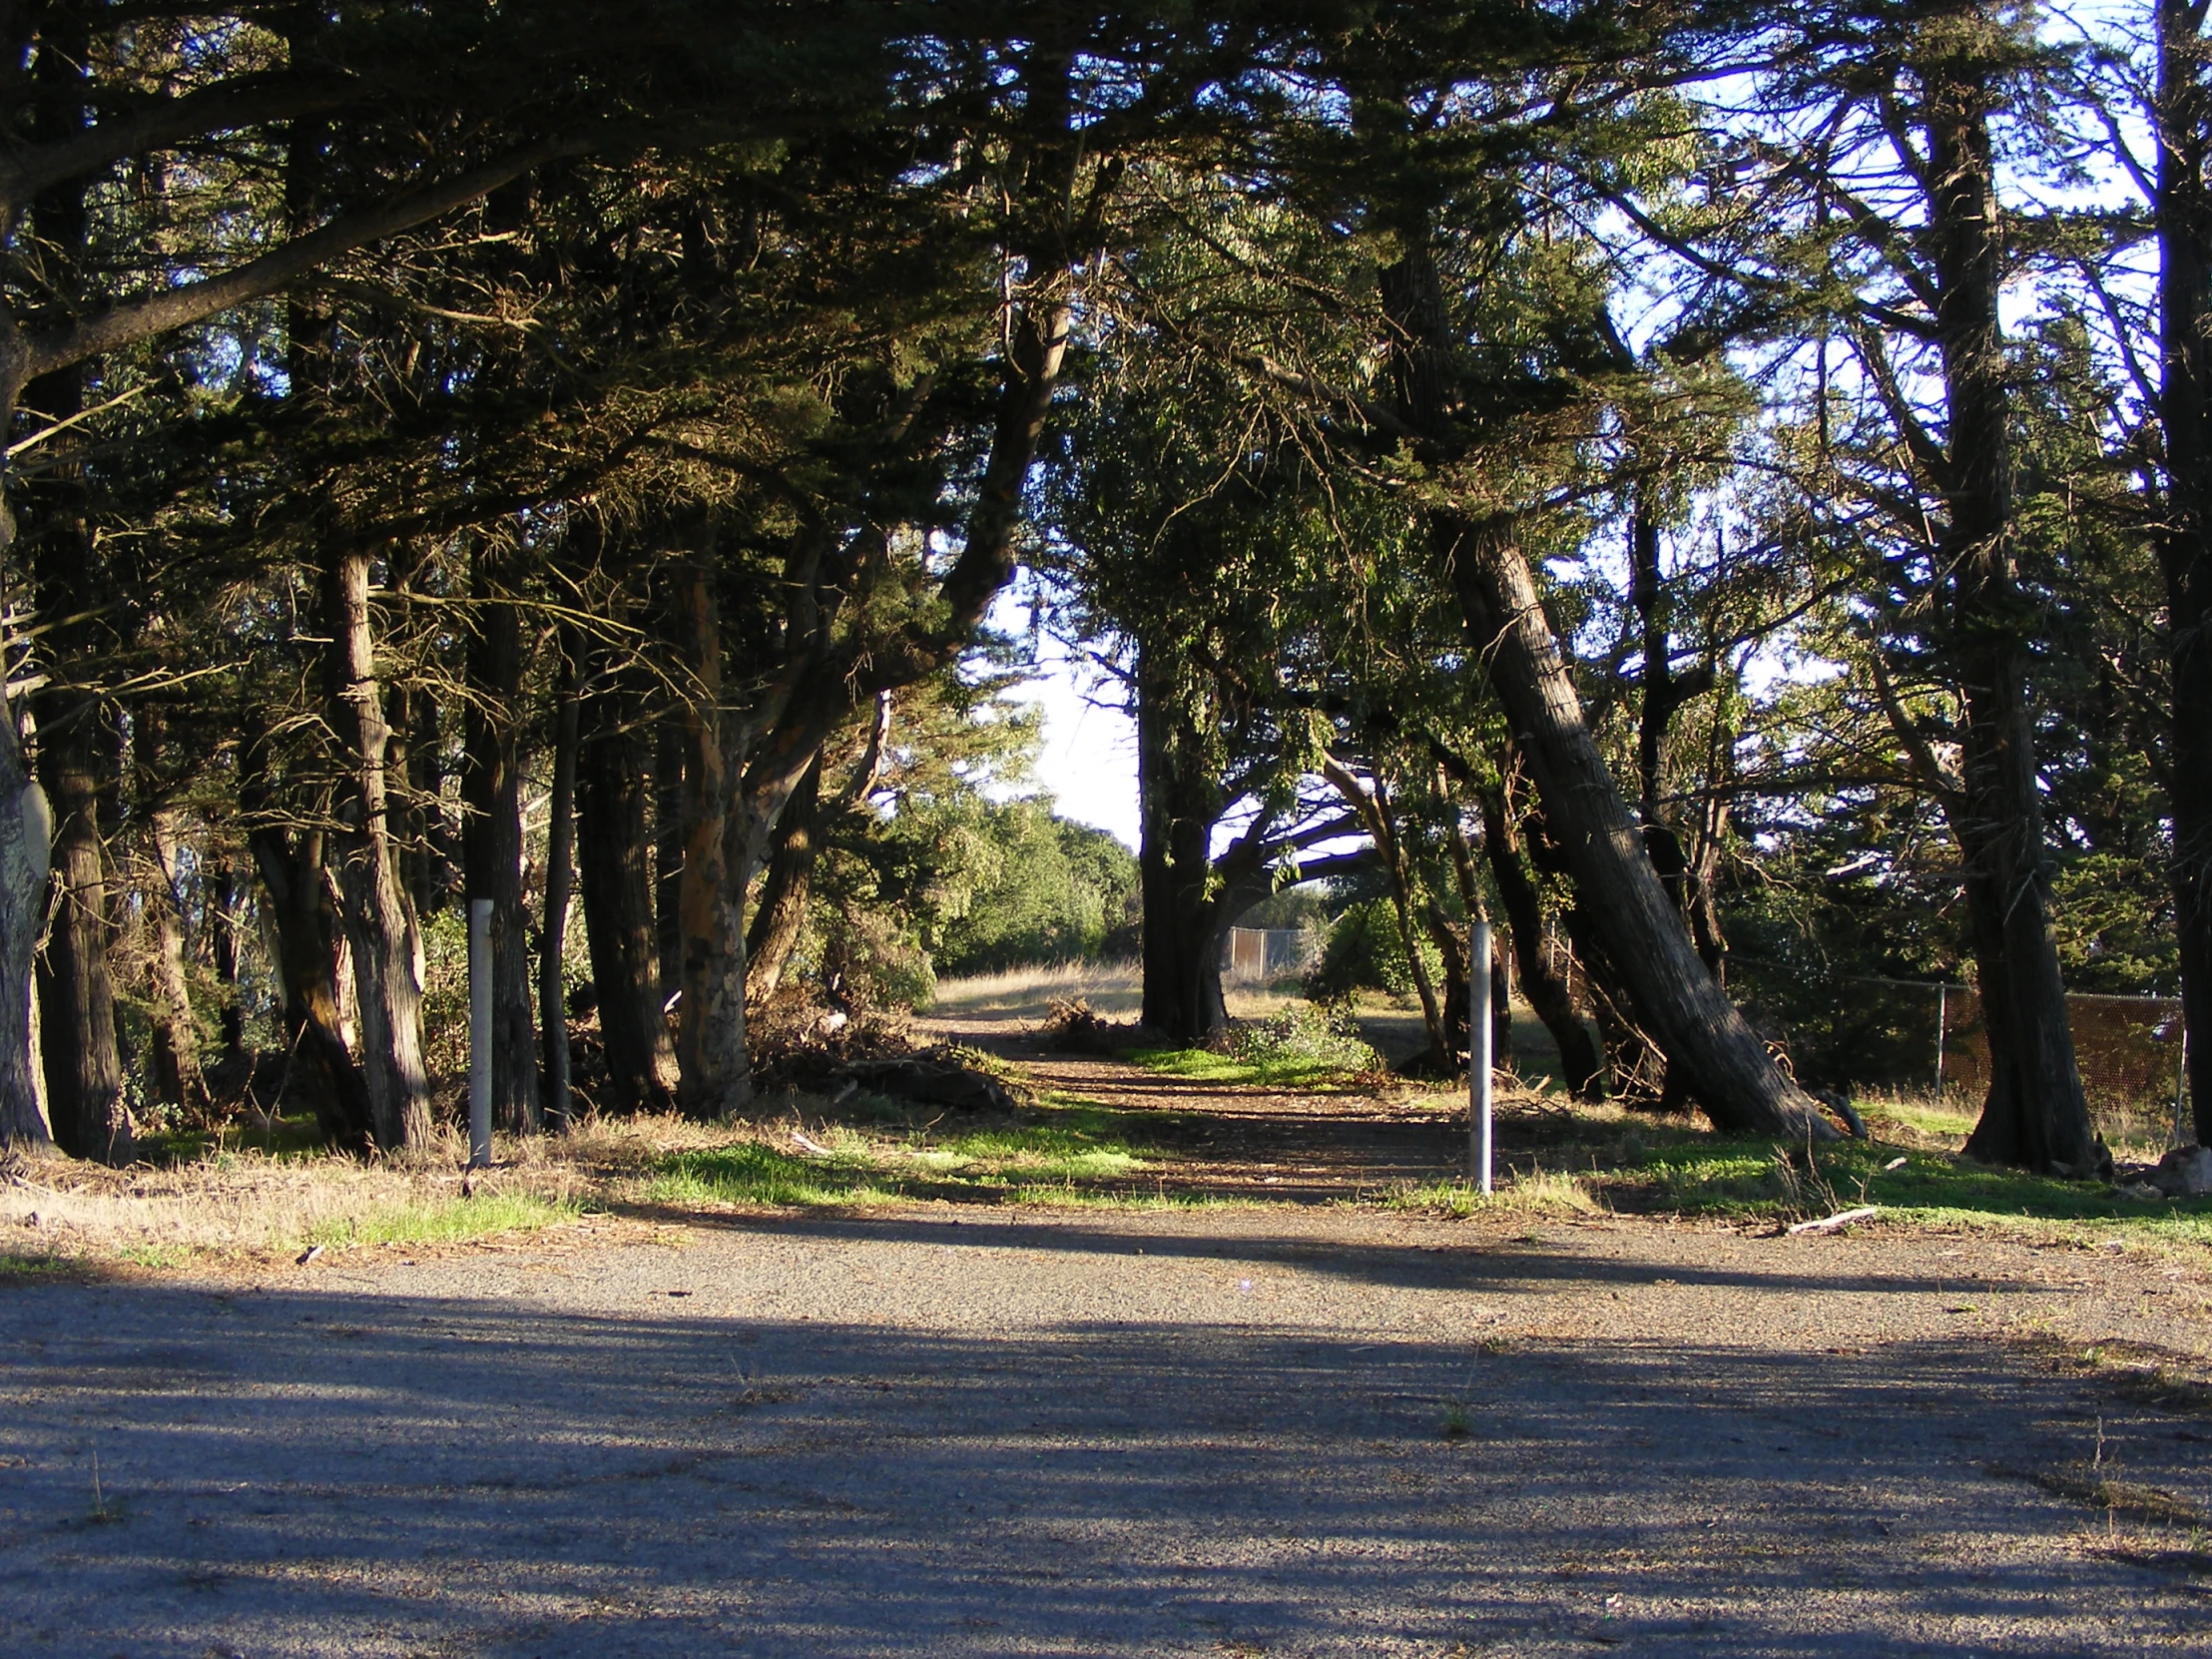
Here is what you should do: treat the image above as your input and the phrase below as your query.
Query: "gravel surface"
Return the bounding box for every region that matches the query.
[2,1199,2209,1657]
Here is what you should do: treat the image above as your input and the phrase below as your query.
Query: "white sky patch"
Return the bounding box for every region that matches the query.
[992,615,1141,848]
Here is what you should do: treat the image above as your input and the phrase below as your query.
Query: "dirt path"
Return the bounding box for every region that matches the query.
[3,1045,2210,1656]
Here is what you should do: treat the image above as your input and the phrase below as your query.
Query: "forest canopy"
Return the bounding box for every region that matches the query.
[0,0,2202,1179]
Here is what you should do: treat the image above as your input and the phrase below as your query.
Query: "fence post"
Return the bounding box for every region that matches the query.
[1470,918,1492,1195]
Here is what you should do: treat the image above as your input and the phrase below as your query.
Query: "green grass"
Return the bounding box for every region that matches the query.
[1385,1170,1604,1218]
[1607,1135,2212,1248]
[1125,1046,1370,1091]
[643,1109,1162,1209]
[302,1191,579,1250]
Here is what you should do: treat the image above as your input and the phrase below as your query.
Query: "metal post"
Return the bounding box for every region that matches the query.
[468,897,493,1170]
[1934,984,1947,1099]
[1470,918,1492,1195]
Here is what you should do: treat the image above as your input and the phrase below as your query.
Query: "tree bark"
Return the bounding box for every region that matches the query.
[655,711,686,1003]
[539,636,580,1131]
[745,751,822,1007]
[673,544,750,1116]
[577,649,680,1115]
[323,545,433,1150]
[1476,780,1601,1097]
[1912,43,2102,1173]
[2157,0,2212,1147]
[462,538,538,1133]
[139,745,209,1119]
[1136,645,1229,1044]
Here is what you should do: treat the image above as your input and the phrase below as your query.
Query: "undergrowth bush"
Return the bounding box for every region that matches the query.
[1223,1002,1381,1075]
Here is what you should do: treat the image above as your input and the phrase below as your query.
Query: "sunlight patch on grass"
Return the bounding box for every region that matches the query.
[303,1191,579,1250]
[1126,1046,1365,1091]
[1385,1169,1604,1218]
[1607,1137,2212,1250]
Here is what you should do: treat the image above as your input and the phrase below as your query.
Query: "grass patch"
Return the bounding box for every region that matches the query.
[1605,1135,2212,1247]
[1127,1046,1372,1091]
[303,1190,579,1250]
[1386,1169,1604,1218]
[643,1106,1163,1210]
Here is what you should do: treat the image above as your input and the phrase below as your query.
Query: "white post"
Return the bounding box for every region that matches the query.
[1470,918,1492,1195]
[468,897,493,1170]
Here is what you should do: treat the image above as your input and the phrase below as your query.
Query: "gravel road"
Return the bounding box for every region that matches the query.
[1,1199,2208,1657]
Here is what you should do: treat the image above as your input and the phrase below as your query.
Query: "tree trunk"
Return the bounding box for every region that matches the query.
[240,712,374,1151]
[1136,647,1228,1045]
[462,538,538,1134]
[0,711,52,1152]
[576,654,680,1115]
[140,773,209,1119]
[1915,47,2101,1173]
[1476,780,1601,1097]
[1378,234,1830,1137]
[324,546,433,1149]
[655,712,686,1003]
[745,751,822,1006]
[2157,1,2212,1147]
[209,856,247,1065]
[34,697,134,1162]
[539,636,579,1131]
[673,547,750,1116]
[1444,517,1824,1133]
[1324,759,1448,1068]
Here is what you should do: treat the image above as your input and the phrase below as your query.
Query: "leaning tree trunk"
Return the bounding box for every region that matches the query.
[2157,1,2212,1147]
[1476,781,1599,1097]
[1325,759,1448,1069]
[539,637,579,1131]
[463,537,538,1134]
[1378,237,1827,1136]
[577,656,680,1115]
[745,752,823,1007]
[1916,49,2101,1174]
[324,545,433,1149]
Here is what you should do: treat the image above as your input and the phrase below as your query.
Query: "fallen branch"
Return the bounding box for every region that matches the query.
[1786,1205,1880,1236]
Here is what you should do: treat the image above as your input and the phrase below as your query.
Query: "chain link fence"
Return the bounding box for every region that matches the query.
[1730,959,2189,1146]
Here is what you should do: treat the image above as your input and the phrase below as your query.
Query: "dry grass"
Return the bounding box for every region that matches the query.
[928,959,1146,1022]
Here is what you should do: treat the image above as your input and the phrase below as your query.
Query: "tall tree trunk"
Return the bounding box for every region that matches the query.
[2157,0,2212,1147]
[138,712,208,1119]
[324,546,432,1149]
[539,635,579,1131]
[34,697,133,1163]
[1914,44,2101,1173]
[0,712,51,1152]
[745,752,822,1007]
[577,653,680,1115]
[655,712,686,1002]
[20,18,127,1163]
[240,715,374,1152]
[463,538,538,1134]
[1136,646,1228,1044]
[673,545,750,1116]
